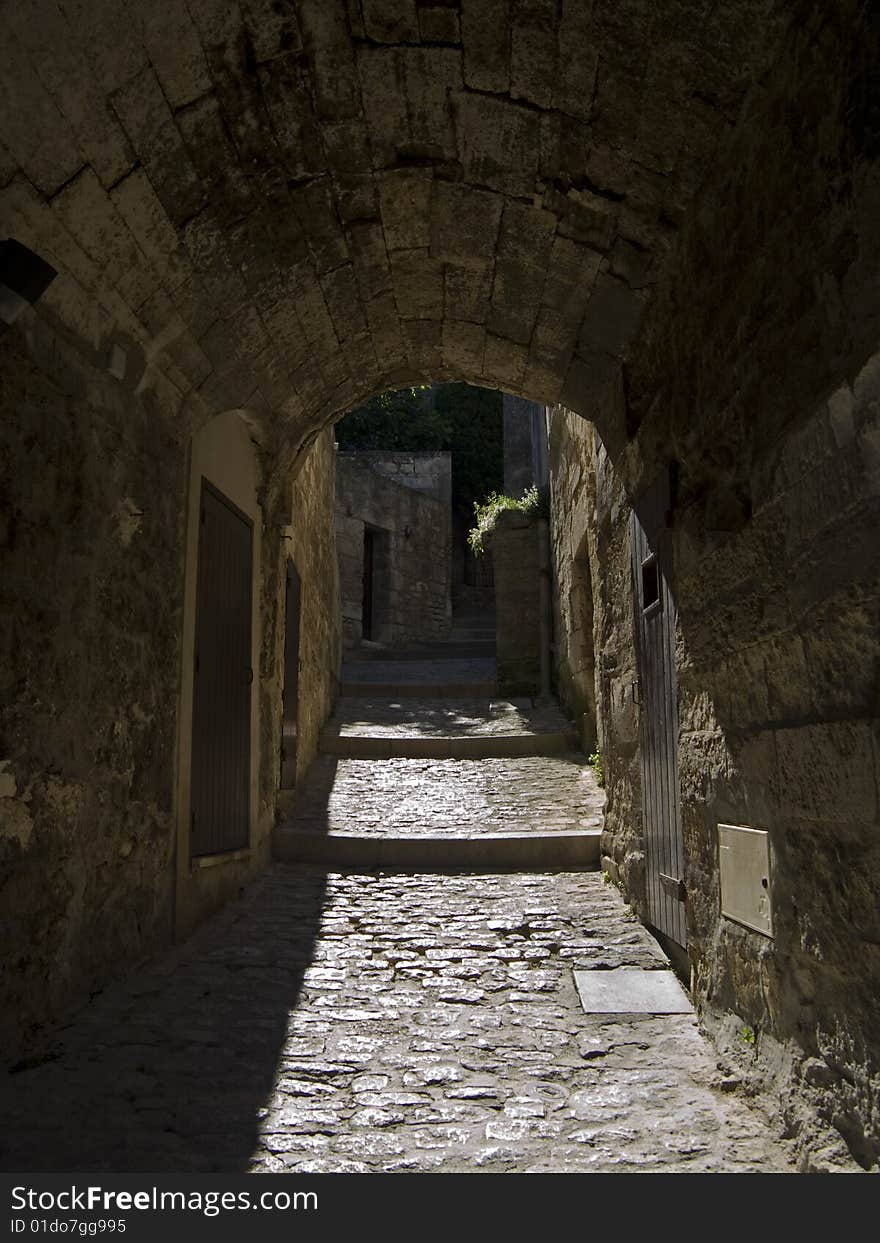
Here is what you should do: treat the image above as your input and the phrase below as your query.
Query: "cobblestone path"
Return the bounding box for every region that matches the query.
[1,635,794,1173]
[283,754,605,838]
[0,868,793,1173]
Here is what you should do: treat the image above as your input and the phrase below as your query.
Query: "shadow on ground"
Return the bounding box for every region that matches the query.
[0,867,329,1172]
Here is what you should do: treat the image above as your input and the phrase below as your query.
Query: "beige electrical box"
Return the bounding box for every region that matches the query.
[718,823,774,937]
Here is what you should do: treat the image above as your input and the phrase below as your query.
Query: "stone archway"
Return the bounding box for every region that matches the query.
[1,0,787,475]
[2,0,880,1169]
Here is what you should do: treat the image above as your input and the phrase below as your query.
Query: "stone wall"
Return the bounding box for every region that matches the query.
[548,410,599,753]
[280,429,341,782]
[335,451,451,648]
[546,3,880,1169]
[0,323,339,1065]
[490,510,540,695]
[0,328,185,1064]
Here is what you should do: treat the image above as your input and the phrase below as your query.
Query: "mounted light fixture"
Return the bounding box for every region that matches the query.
[0,238,57,324]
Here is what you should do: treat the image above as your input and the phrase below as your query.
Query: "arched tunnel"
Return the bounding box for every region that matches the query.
[0,0,878,1172]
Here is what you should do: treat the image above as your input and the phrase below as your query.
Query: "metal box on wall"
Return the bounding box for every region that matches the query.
[718,823,774,937]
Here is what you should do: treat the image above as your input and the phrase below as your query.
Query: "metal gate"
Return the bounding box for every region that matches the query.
[190,481,253,858]
[631,471,686,947]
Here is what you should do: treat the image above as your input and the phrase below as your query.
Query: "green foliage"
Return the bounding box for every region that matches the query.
[588,749,605,787]
[739,1024,757,1046]
[467,485,542,556]
[335,383,503,514]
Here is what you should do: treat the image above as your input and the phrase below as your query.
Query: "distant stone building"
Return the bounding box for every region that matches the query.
[503,395,548,496]
[335,451,452,649]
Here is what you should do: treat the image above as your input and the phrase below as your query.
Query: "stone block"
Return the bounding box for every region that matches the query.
[334,174,379,224]
[299,0,361,120]
[444,263,493,325]
[554,0,599,120]
[401,318,443,372]
[560,351,620,424]
[0,34,85,196]
[489,202,558,345]
[292,271,339,354]
[378,168,433,251]
[348,221,393,302]
[545,186,617,252]
[442,319,486,376]
[419,6,461,44]
[453,92,541,198]
[483,335,527,392]
[461,0,510,93]
[141,0,213,107]
[774,721,878,826]
[241,0,304,62]
[319,117,372,176]
[58,0,148,94]
[320,264,368,343]
[430,181,503,267]
[110,169,191,294]
[175,95,254,222]
[259,59,326,177]
[578,275,645,358]
[9,0,133,187]
[51,169,143,284]
[290,179,350,275]
[403,48,462,161]
[357,46,409,167]
[362,0,419,43]
[110,67,206,226]
[511,0,558,109]
[390,249,444,320]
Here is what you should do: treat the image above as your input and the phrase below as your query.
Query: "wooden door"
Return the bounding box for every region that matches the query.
[190,481,253,858]
[280,559,302,790]
[362,527,374,640]
[631,473,686,947]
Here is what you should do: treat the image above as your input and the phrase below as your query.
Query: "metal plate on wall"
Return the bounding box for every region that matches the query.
[718,823,773,937]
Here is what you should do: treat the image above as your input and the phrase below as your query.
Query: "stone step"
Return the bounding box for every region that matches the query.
[319,731,580,759]
[321,696,578,754]
[340,681,498,698]
[273,826,601,870]
[349,641,497,661]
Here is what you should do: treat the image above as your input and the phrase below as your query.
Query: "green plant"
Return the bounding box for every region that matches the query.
[739,1024,757,1047]
[588,748,605,787]
[467,484,543,556]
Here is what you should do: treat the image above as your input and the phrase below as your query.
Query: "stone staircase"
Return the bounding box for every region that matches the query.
[274,619,603,870]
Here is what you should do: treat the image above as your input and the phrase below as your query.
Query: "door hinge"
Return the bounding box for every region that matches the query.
[659,873,687,903]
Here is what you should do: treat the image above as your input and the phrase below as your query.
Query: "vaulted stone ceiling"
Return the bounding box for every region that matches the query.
[0,0,784,469]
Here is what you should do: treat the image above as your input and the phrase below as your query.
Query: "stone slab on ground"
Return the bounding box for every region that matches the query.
[575,967,695,1015]
[0,869,794,1174]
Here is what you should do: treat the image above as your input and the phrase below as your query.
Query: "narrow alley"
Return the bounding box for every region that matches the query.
[2,0,878,1183]
[1,628,792,1174]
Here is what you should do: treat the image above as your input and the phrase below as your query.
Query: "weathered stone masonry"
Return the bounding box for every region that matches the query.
[335,450,451,648]
[549,3,880,1169]
[0,0,877,1170]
